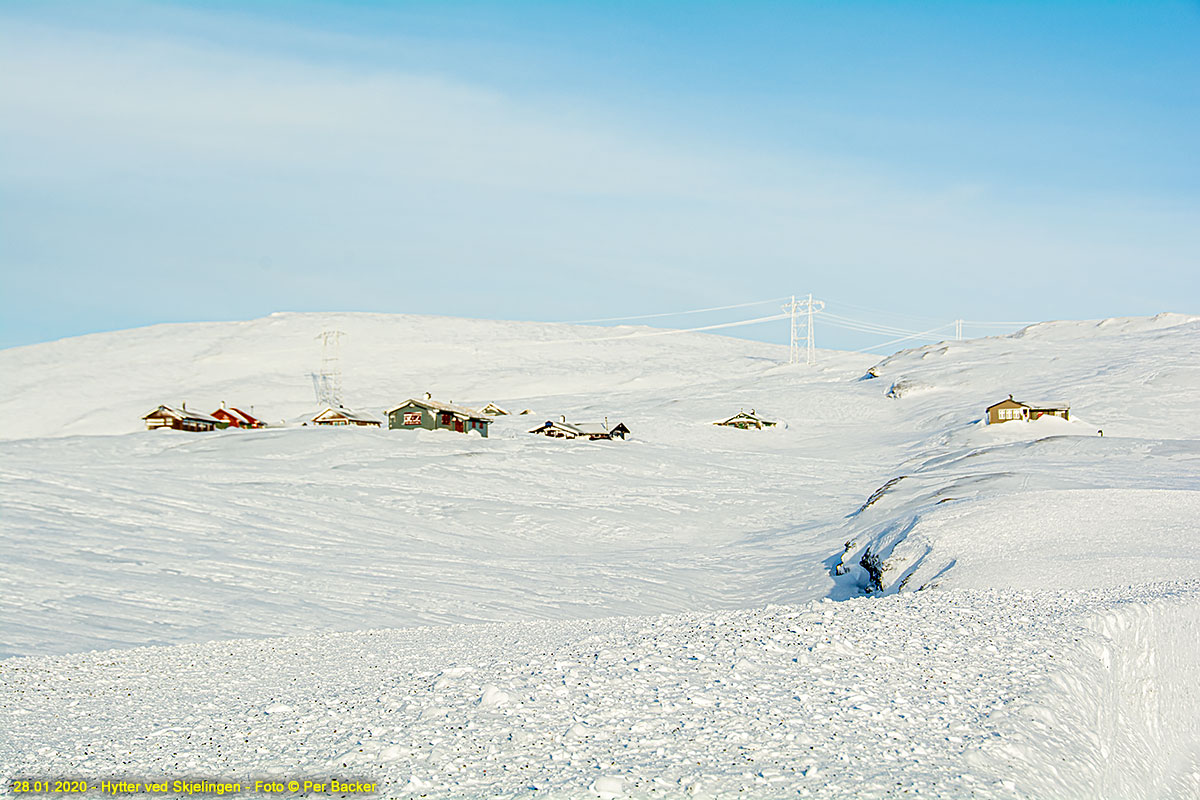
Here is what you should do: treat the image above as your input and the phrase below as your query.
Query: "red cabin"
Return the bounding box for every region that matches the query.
[211,405,264,429]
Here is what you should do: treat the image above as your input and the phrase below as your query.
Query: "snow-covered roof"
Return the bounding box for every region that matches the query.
[213,407,259,425]
[386,397,490,421]
[313,407,381,424]
[987,396,1069,411]
[142,405,221,423]
[529,419,625,436]
[529,420,582,436]
[229,407,259,424]
[715,410,775,425]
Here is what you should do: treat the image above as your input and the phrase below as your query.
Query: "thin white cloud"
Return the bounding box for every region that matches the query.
[0,9,1194,343]
[0,20,773,201]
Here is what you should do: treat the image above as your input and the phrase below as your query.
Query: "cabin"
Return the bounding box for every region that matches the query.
[528,417,630,441]
[142,405,223,432]
[986,395,1070,425]
[386,395,491,437]
[480,403,509,416]
[211,404,264,429]
[714,409,777,430]
[311,407,382,427]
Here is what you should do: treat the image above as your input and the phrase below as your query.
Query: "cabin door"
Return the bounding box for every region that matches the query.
[455,419,464,433]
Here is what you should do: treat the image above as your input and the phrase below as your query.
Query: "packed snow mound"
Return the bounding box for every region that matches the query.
[0,312,839,441]
[5,586,1199,799]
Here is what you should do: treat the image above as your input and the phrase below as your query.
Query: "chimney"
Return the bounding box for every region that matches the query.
[182,401,186,411]
[560,414,566,423]
[221,400,226,409]
[604,416,608,429]
[425,392,432,400]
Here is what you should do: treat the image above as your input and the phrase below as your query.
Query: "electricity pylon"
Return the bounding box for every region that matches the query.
[784,294,825,365]
[313,330,345,407]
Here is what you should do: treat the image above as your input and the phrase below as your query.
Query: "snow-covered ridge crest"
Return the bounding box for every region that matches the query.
[869,311,1198,373]
[0,311,802,441]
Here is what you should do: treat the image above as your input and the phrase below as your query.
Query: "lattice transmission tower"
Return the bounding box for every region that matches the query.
[783,293,825,365]
[311,329,345,408]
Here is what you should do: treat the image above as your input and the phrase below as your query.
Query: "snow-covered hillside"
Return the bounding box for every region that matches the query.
[0,312,805,441]
[1,315,886,657]
[3,311,1199,798]
[833,313,1200,596]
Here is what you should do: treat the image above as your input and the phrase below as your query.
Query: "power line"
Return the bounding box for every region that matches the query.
[820,312,926,337]
[853,323,957,353]
[578,312,791,341]
[565,297,790,324]
[525,312,791,346]
[539,291,1035,357]
[824,298,949,326]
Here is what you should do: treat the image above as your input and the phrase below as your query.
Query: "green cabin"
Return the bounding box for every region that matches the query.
[387,395,491,437]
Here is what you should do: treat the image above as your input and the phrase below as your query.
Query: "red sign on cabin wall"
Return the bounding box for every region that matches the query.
[403,412,422,426]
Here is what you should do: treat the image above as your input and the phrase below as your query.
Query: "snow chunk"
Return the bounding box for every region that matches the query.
[478,685,511,708]
[591,776,625,798]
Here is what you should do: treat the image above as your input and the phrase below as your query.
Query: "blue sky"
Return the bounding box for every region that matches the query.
[1,0,1197,350]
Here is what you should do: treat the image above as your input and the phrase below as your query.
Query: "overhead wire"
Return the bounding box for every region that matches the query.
[565,297,790,324]
[821,318,917,337]
[824,298,949,326]
[820,312,928,337]
[524,311,791,346]
[853,323,958,353]
[574,313,791,341]
[961,320,1037,326]
[541,292,1034,353]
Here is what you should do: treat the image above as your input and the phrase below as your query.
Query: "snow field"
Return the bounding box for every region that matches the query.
[4,311,1200,797]
[7,585,1198,799]
[0,402,888,658]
